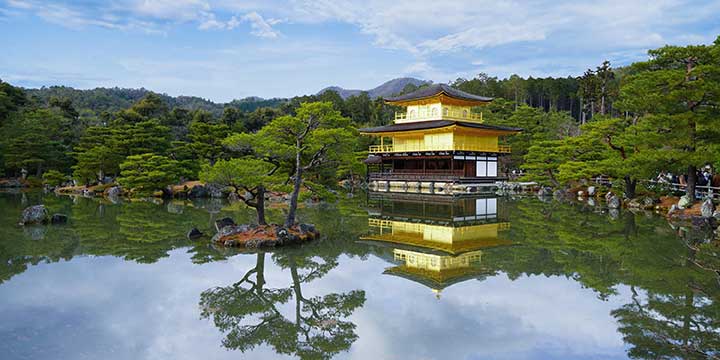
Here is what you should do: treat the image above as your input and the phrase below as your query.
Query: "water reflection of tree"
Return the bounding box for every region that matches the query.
[612,231,720,360]
[200,248,366,359]
[501,198,720,359]
[613,287,720,359]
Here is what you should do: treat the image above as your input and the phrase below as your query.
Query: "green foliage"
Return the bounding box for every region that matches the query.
[1,108,76,176]
[492,105,577,170]
[453,73,583,117]
[200,158,280,191]
[72,126,124,184]
[618,39,720,170]
[0,79,27,126]
[42,170,68,187]
[188,120,230,165]
[118,153,180,195]
[225,101,358,225]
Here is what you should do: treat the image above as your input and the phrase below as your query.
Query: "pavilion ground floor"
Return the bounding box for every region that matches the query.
[365,151,508,195]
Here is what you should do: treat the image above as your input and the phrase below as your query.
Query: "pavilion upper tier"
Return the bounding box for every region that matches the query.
[385,83,493,124]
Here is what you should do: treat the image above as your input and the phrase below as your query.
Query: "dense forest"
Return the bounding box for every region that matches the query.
[0,35,718,202]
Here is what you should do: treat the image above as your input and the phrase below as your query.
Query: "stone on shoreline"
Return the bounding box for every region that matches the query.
[587,186,596,196]
[678,195,692,209]
[626,196,657,210]
[188,185,209,198]
[0,178,25,188]
[105,186,122,198]
[607,194,621,209]
[701,199,715,218]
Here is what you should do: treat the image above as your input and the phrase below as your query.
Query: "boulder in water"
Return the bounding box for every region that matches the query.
[643,196,657,208]
[187,228,204,240]
[299,223,316,234]
[105,186,122,198]
[587,186,596,196]
[50,214,68,224]
[20,205,49,225]
[605,191,614,202]
[207,184,225,198]
[0,178,25,188]
[214,217,236,232]
[691,216,717,230]
[701,198,715,218]
[214,224,320,248]
[607,195,621,209]
[188,185,209,198]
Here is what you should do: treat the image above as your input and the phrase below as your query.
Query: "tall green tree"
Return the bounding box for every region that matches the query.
[200,158,281,225]
[225,102,356,227]
[117,153,181,195]
[617,36,720,197]
[2,109,74,176]
[258,102,356,226]
[188,120,230,166]
[72,126,125,184]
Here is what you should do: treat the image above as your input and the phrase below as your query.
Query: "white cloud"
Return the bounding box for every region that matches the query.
[241,11,281,38]
[130,0,211,21]
[3,0,717,99]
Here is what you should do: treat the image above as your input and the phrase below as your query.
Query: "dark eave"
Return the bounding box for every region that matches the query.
[359,120,523,134]
[385,83,493,103]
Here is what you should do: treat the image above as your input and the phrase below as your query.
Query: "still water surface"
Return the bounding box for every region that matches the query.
[0,191,717,360]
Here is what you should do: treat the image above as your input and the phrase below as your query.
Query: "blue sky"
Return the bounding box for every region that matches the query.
[1,0,719,102]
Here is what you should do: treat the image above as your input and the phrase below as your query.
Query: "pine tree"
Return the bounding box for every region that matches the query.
[617,36,720,198]
[117,153,180,195]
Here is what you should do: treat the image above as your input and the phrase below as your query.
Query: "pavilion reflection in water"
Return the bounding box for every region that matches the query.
[362,194,511,297]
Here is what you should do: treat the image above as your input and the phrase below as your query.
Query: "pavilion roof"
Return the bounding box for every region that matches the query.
[385,83,493,105]
[359,120,522,134]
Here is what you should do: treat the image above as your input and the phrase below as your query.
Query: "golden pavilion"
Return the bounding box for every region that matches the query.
[361,195,512,297]
[360,84,521,194]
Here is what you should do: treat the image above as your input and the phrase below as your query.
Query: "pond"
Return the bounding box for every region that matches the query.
[0,191,718,360]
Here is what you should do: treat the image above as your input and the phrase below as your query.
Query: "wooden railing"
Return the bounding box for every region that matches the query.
[644,180,720,199]
[368,144,394,153]
[579,177,720,200]
[368,218,393,229]
[368,144,511,154]
[395,110,483,123]
[369,170,466,181]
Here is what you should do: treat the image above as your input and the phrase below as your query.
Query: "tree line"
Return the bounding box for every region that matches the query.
[2,35,719,204]
[517,36,720,199]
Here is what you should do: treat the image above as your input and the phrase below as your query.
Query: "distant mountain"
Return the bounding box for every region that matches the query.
[24,86,285,117]
[21,77,429,118]
[317,77,429,99]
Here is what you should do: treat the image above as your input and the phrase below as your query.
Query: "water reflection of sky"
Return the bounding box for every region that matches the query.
[0,249,631,360]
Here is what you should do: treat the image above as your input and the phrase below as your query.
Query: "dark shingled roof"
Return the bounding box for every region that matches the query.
[359,120,522,134]
[385,83,493,103]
